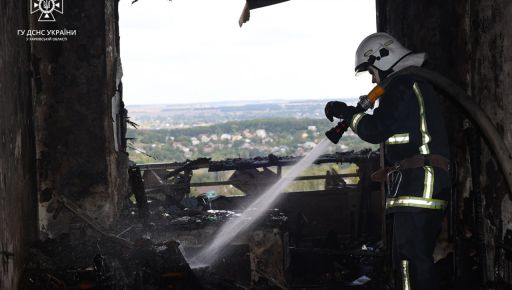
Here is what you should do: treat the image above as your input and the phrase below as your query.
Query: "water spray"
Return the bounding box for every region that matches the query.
[186,85,384,269]
[188,139,332,268]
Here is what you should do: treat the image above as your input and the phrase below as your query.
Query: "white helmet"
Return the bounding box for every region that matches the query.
[354,32,412,74]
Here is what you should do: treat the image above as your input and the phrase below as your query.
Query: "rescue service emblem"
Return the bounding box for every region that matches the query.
[31,0,64,22]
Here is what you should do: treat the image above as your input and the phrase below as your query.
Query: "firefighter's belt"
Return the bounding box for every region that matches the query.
[371,154,449,182]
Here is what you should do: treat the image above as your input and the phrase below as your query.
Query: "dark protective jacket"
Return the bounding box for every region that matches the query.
[348,73,451,212]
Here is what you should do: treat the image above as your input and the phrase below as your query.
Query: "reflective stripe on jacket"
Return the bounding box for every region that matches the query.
[349,74,451,212]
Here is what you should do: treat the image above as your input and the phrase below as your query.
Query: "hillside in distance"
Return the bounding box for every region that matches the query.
[127,118,379,163]
[125,100,376,195]
[127,99,357,129]
[126,101,376,164]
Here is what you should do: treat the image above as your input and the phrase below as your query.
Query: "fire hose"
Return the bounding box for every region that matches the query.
[325,66,512,196]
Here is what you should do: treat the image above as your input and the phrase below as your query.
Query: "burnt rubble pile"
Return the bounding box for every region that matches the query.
[19,150,386,289]
[18,196,384,289]
[20,234,201,290]
[19,198,290,290]
[19,221,202,289]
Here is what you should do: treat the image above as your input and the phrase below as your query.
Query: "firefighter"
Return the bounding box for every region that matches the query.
[324,32,450,290]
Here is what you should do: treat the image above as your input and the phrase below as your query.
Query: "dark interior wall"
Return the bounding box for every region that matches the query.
[30,0,127,237]
[1,0,127,287]
[466,2,512,282]
[376,0,512,284]
[31,0,127,237]
[105,0,129,216]
[0,1,38,289]
[31,0,108,234]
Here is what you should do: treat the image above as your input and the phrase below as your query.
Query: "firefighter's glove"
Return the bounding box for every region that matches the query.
[324,101,357,122]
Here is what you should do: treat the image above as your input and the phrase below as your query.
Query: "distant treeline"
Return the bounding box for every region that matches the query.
[129,117,334,142]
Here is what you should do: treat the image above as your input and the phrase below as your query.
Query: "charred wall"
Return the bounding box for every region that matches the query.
[1,0,127,288]
[0,1,38,289]
[377,0,512,285]
[31,0,128,237]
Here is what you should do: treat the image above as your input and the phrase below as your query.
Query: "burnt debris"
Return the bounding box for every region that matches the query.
[20,150,385,289]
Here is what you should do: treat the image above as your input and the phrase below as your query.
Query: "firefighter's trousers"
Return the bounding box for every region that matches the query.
[392,210,445,290]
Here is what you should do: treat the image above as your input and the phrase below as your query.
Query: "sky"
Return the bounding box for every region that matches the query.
[119,0,376,105]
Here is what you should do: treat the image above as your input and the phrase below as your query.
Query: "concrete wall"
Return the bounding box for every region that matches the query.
[376,0,512,284]
[30,0,128,237]
[0,1,38,289]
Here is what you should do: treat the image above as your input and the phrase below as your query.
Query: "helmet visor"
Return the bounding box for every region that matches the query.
[355,62,369,76]
[355,54,378,76]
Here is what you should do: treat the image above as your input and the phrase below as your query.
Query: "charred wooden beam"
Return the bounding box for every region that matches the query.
[163,157,211,179]
[135,150,378,173]
[146,178,359,191]
[128,163,149,220]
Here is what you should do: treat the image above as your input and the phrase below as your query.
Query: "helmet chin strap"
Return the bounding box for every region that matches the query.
[373,51,414,80]
[387,51,414,71]
[371,65,392,82]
